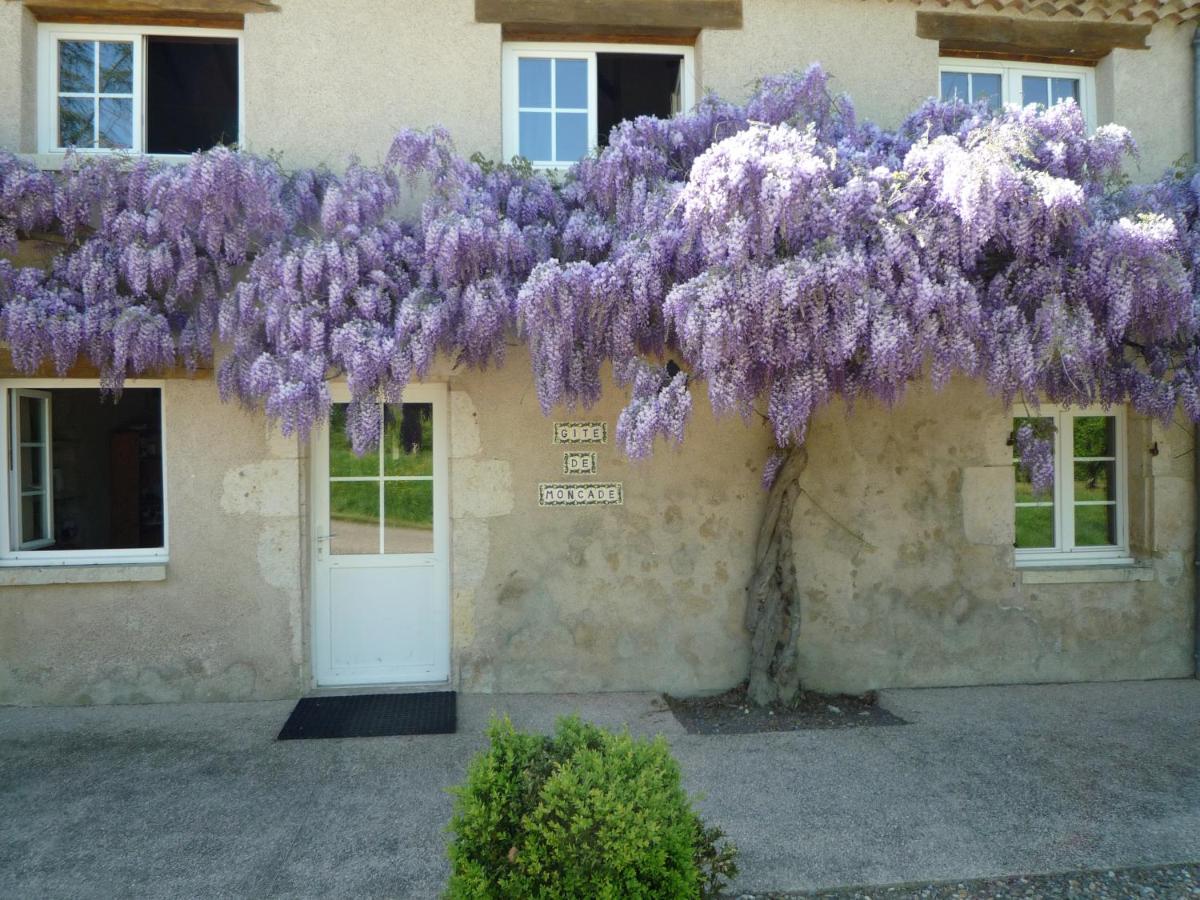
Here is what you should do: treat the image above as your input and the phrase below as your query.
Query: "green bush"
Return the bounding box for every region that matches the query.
[446,715,738,899]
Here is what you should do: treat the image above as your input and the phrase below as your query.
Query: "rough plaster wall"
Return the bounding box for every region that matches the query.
[698,0,934,129]
[438,349,774,695]
[242,0,502,168]
[0,4,35,152]
[0,380,304,706]
[791,378,1194,694]
[1102,22,1195,175]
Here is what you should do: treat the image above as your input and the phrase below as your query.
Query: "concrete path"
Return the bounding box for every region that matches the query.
[1,681,1197,898]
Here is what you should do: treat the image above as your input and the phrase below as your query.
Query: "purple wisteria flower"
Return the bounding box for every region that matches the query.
[1,66,1199,470]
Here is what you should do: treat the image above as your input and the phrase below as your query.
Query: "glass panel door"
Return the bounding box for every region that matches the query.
[327,402,434,556]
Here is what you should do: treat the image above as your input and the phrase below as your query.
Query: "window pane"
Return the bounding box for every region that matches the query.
[384,481,433,554]
[1075,504,1116,546]
[972,73,1002,110]
[518,110,552,161]
[1022,76,1049,107]
[98,41,133,93]
[329,481,380,555]
[940,71,969,102]
[556,111,588,162]
[19,396,43,443]
[383,403,432,476]
[1016,505,1055,548]
[518,57,552,107]
[58,97,94,148]
[20,447,43,491]
[555,57,588,108]
[145,38,240,154]
[1051,77,1079,104]
[21,495,45,543]
[1074,461,1114,502]
[98,97,133,149]
[59,41,95,93]
[328,404,378,476]
[1073,416,1114,457]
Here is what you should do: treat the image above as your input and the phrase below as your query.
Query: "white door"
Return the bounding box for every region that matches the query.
[311,383,449,687]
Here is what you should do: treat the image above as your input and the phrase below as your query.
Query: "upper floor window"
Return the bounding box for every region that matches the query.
[938,59,1095,128]
[502,42,694,167]
[38,23,241,156]
[1013,406,1129,566]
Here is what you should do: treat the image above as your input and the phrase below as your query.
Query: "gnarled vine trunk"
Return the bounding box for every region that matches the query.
[744,447,808,706]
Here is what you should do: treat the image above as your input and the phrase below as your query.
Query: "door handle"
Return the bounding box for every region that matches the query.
[316,533,337,543]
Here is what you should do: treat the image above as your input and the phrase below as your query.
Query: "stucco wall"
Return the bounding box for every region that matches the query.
[790,379,1194,693]
[0,2,35,153]
[698,0,935,130]
[242,0,503,168]
[0,380,304,706]
[429,351,774,694]
[1096,21,1196,176]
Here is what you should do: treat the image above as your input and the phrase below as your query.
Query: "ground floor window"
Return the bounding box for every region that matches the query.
[1,384,165,564]
[1013,405,1128,565]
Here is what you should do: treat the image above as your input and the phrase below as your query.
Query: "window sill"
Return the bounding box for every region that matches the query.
[0,563,167,586]
[1019,561,1153,585]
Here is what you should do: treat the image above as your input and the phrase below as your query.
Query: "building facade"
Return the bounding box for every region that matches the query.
[0,0,1195,706]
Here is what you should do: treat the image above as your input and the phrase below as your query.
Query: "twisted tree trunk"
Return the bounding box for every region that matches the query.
[744,447,808,706]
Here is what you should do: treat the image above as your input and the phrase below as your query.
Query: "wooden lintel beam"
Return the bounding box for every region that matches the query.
[502,22,699,44]
[477,0,741,30]
[13,0,277,26]
[917,11,1150,62]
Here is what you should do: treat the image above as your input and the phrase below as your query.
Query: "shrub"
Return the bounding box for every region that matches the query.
[446,715,738,899]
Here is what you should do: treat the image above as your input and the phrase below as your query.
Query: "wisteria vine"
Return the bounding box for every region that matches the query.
[2,65,1199,486]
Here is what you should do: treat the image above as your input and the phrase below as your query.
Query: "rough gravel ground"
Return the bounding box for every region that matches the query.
[666,682,906,734]
[734,863,1200,899]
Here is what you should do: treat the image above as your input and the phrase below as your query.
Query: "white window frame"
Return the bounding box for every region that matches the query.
[0,379,169,567]
[502,41,696,168]
[937,58,1097,130]
[10,389,54,550]
[37,22,244,157]
[1014,405,1130,567]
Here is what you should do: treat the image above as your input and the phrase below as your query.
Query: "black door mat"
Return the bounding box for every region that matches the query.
[277,691,456,740]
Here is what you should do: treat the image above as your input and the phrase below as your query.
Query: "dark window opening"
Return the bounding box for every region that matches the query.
[10,389,164,552]
[596,53,683,147]
[146,37,239,154]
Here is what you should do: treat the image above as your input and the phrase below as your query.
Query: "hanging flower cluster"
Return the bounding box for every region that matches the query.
[2,65,1199,480]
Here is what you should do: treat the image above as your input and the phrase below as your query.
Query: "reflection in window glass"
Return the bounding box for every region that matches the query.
[329,481,380,556]
[940,71,969,102]
[972,73,1001,109]
[327,404,379,477]
[384,482,433,554]
[555,58,588,109]
[326,401,436,556]
[940,70,1001,111]
[383,404,433,476]
[1013,416,1055,549]
[1051,77,1079,104]
[57,39,134,149]
[519,110,552,162]
[518,57,551,107]
[1022,76,1049,107]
